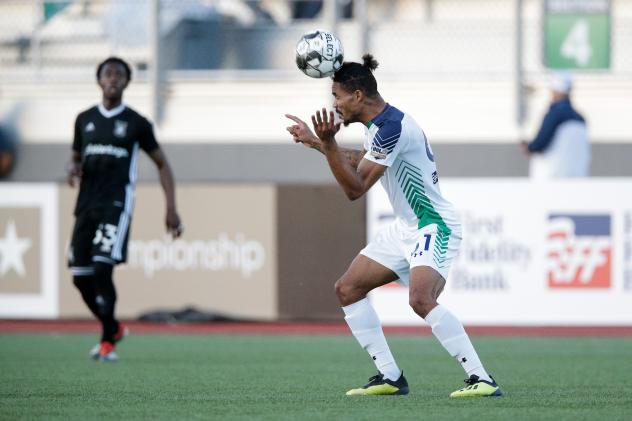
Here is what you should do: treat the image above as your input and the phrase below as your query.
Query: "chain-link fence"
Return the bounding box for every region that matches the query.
[0,0,629,81]
[0,0,630,145]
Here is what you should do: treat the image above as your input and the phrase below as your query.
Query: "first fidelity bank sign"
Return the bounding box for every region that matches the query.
[367,179,632,326]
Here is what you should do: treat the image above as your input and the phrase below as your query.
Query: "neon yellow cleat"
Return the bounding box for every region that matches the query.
[346,372,409,396]
[450,375,503,397]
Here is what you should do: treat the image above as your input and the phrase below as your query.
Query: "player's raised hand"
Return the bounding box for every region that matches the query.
[285,113,322,150]
[312,108,341,145]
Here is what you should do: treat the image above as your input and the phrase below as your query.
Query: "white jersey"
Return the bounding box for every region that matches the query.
[529,120,590,180]
[362,104,460,233]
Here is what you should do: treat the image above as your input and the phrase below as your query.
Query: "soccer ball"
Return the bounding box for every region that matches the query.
[295,30,344,78]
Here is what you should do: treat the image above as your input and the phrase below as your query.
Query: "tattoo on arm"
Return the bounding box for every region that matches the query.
[311,143,324,154]
[340,148,364,169]
[312,144,364,169]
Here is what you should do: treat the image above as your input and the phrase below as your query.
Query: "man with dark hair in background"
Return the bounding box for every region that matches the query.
[67,57,183,362]
[286,54,502,397]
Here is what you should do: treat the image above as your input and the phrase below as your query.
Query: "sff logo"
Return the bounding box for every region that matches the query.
[546,214,611,289]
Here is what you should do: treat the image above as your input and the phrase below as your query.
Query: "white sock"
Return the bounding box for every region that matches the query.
[343,298,401,381]
[424,304,491,382]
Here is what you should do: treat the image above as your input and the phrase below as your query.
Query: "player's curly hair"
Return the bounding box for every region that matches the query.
[96,57,132,82]
[333,54,379,97]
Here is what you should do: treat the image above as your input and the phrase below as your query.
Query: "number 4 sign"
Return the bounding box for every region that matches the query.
[544,0,611,70]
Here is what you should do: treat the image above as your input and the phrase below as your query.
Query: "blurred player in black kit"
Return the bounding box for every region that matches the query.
[67,57,183,361]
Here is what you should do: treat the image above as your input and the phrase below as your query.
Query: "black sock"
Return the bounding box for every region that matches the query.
[93,262,119,343]
[73,275,102,320]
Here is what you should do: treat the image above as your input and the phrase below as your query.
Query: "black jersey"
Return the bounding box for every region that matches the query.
[72,104,159,215]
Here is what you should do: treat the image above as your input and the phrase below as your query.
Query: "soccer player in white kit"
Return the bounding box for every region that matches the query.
[286,54,502,397]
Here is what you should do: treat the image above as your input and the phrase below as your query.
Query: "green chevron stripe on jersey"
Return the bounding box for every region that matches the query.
[433,229,450,268]
[395,160,452,267]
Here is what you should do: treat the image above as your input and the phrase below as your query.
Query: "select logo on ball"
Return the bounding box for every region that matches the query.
[295,30,344,78]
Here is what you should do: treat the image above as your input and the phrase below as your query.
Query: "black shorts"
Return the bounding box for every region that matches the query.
[68,206,131,273]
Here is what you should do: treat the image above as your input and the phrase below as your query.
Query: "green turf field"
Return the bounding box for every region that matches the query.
[1,334,631,420]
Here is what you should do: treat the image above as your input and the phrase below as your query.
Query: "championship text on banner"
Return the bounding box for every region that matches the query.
[57,184,277,320]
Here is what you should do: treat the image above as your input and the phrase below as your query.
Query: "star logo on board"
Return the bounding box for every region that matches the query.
[0,220,32,277]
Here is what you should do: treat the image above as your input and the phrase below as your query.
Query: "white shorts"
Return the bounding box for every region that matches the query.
[360,219,462,286]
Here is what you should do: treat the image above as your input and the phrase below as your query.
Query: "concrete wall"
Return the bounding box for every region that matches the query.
[6,142,632,183]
